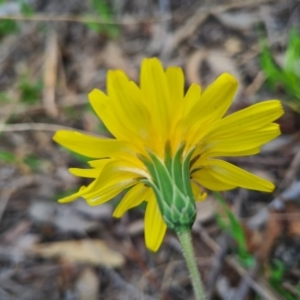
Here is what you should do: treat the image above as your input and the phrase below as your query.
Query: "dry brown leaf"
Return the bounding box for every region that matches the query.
[286,202,300,236]
[258,210,283,263]
[224,37,243,55]
[30,240,125,267]
[43,29,58,117]
[243,225,263,254]
[185,50,207,85]
[76,267,99,300]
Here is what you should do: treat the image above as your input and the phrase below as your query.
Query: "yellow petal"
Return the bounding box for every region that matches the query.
[140,58,170,153]
[89,155,146,176]
[107,70,151,143]
[193,146,259,161]
[98,157,149,178]
[89,89,143,154]
[86,179,136,206]
[88,159,111,169]
[69,168,101,178]
[206,100,284,139]
[200,73,238,120]
[53,130,128,159]
[144,193,167,252]
[173,83,202,151]
[183,73,238,146]
[83,167,139,202]
[201,159,274,192]
[185,73,238,129]
[165,66,184,121]
[70,160,140,206]
[182,83,201,118]
[58,186,87,203]
[199,123,280,158]
[89,89,123,140]
[59,162,140,205]
[192,169,236,191]
[191,181,207,201]
[113,184,148,218]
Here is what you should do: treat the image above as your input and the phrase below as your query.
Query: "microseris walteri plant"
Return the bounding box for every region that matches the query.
[53,57,284,249]
[54,58,283,299]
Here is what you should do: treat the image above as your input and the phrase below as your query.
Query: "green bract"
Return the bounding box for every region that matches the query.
[140,143,197,231]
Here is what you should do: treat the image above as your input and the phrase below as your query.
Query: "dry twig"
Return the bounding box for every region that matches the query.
[0,123,73,132]
[0,13,170,24]
[43,29,59,117]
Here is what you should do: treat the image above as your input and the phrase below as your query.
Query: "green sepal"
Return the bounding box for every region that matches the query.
[141,145,197,231]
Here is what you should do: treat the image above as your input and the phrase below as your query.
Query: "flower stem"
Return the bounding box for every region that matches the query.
[177,228,206,300]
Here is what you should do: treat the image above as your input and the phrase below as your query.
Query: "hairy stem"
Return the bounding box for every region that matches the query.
[177,228,206,300]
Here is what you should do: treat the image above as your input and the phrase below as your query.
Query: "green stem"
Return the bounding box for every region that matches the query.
[177,228,206,300]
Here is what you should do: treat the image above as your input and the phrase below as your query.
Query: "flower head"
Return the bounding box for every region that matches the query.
[53,58,283,251]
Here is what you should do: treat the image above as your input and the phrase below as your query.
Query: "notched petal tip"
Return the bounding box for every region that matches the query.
[217,72,238,86]
[112,209,122,219]
[266,182,275,192]
[68,168,100,178]
[57,186,85,203]
[141,57,164,70]
[142,57,160,63]
[269,99,284,116]
[147,242,160,253]
[107,69,128,82]
[52,130,72,143]
[88,88,100,96]
[88,88,107,104]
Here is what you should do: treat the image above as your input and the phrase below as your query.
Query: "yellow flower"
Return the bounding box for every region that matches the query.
[53,58,283,252]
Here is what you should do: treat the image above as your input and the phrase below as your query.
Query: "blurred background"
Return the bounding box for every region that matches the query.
[1,0,300,299]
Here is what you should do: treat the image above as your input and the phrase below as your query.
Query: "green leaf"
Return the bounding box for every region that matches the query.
[0,92,11,102]
[0,19,18,36]
[214,192,247,251]
[18,77,43,104]
[284,28,300,78]
[86,0,120,38]
[268,260,297,300]
[214,192,254,267]
[260,41,282,91]
[269,260,285,282]
[260,29,300,112]
[215,211,227,230]
[0,150,17,163]
[23,154,41,171]
[91,0,111,18]
[85,21,102,33]
[19,0,34,16]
